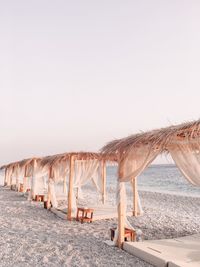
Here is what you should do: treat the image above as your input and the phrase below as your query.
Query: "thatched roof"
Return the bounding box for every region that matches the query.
[0,165,6,170]
[40,152,118,168]
[101,119,200,155]
[0,151,118,171]
[0,157,41,171]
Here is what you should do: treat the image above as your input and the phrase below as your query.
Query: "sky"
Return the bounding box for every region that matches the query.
[0,0,200,165]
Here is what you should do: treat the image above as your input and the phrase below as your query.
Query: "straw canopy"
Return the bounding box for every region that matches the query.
[40,152,118,168]
[101,119,200,156]
[0,151,118,171]
[1,157,41,171]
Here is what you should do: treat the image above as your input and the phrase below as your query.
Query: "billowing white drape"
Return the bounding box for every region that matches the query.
[49,161,69,204]
[119,145,160,182]
[169,139,200,186]
[91,165,104,197]
[112,145,161,245]
[51,161,69,182]
[11,165,26,190]
[48,179,58,208]
[113,182,136,244]
[5,166,13,186]
[71,160,100,215]
[0,169,5,186]
[118,145,160,215]
[31,162,49,198]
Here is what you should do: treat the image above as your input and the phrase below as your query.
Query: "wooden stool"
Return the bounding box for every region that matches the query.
[35,195,45,202]
[19,183,24,192]
[11,185,16,191]
[44,201,48,209]
[44,201,52,209]
[76,207,94,223]
[110,228,136,242]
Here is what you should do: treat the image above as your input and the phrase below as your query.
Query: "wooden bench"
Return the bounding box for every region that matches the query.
[76,207,94,223]
[110,227,136,242]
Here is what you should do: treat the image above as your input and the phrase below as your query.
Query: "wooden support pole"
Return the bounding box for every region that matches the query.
[132,177,138,217]
[67,155,75,220]
[23,176,26,192]
[16,166,19,191]
[4,168,7,186]
[102,160,106,204]
[23,166,27,193]
[47,166,52,209]
[9,167,13,187]
[118,164,125,248]
[31,159,37,199]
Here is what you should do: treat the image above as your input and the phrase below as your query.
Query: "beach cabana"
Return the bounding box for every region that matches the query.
[19,157,47,195]
[2,158,47,198]
[4,161,21,189]
[101,119,200,248]
[0,166,6,186]
[41,152,118,220]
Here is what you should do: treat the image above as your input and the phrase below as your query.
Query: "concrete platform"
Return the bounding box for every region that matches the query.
[123,234,200,267]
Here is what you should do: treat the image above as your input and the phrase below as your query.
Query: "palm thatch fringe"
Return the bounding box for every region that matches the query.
[0,152,118,171]
[101,119,200,156]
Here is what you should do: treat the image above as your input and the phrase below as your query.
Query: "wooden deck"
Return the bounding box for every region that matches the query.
[123,234,200,267]
[51,205,133,221]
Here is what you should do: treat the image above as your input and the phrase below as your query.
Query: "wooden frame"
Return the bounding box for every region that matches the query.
[132,177,138,217]
[67,155,75,220]
[102,160,106,204]
[118,164,125,248]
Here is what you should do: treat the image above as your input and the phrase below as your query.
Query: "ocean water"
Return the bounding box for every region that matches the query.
[106,164,200,198]
[1,165,200,197]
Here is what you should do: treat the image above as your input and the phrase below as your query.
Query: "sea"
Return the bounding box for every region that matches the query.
[1,164,200,198]
[106,164,200,198]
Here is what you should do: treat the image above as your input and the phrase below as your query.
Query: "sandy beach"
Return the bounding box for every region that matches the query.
[1,187,200,267]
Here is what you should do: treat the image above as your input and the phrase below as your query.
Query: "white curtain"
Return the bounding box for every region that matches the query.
[31,162,49,198]
[91,165,104,197]
[51,161,69,196]
[0,169,5,186]
[112,145,161,245]
[114,182,136,244]
[71,160,100,215]
[5,166,13,186]
[119,145,161,182]
[11,165,25,190]
[169,139,200,186]
[48,179,58,208]
[118,145,160,214]
[51,161,69,182]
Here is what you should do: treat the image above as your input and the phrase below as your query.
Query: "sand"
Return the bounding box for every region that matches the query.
[0,186,200,267]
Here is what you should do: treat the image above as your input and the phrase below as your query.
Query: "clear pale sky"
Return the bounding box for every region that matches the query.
[0,0,200,165]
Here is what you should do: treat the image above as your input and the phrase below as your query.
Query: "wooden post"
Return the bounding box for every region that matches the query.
[22,166,27,193]
[67,155,75,220]
[132,177,138,216]
[23,177,26,192]
[16,166,19,191]
[47,166,52,209]
[118,163,125,248]
[31,159,37,199]
[23,166,27,193]
[9,167,13,187]
[102,160,106,204]
[4,168,7,186]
